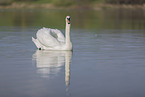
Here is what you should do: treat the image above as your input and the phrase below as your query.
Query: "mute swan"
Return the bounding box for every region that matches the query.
[32,16,72,50]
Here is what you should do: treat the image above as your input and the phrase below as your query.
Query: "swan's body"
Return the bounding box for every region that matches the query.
[32,16,72,50]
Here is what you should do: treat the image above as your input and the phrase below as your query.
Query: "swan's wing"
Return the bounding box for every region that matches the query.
[36,27,65,47]
[50,29,65,43]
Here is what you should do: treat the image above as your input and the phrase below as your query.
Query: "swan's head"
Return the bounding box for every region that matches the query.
[66,16,71,24]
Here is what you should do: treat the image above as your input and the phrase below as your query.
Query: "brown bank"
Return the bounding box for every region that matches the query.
[0,3,145,10]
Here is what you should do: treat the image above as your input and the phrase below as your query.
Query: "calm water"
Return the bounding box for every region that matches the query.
[0,9,145,97]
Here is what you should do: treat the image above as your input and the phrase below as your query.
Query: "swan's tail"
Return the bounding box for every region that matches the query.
[32,37,42,49]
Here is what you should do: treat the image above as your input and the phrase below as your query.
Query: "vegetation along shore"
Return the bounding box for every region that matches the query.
[0,0,145,10]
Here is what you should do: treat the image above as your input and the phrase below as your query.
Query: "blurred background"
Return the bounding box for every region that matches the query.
[0,0,145,6]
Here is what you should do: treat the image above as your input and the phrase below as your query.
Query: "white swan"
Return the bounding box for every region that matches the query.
[32,16,72,50]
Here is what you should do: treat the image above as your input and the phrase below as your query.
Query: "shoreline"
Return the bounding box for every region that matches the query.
[0,3,145,10]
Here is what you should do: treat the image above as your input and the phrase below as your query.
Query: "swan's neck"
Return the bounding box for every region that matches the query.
[65,23,71,45]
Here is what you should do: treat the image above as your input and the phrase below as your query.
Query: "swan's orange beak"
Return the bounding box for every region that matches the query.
[67,18,71,24]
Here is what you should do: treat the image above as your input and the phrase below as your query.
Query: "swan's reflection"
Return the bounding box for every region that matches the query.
[32,50,72,85]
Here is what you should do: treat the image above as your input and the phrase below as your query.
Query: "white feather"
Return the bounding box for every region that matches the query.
[32,16,72,50]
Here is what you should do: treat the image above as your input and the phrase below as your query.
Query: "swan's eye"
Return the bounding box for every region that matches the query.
[67,18,70,21]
